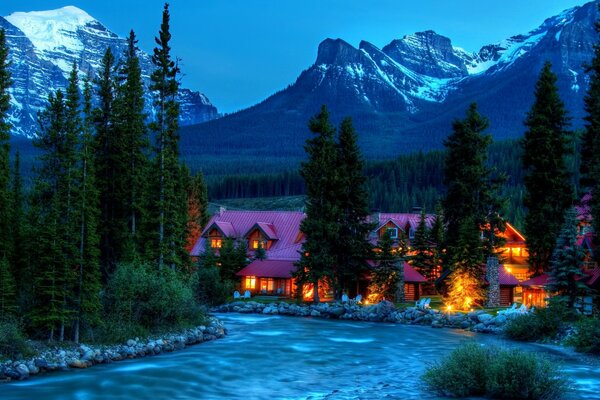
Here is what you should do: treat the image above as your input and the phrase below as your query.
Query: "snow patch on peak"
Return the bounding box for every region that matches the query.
[5,6,96,53]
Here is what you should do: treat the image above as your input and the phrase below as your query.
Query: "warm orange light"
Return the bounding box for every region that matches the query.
[446,305,453,312]
[505,266,512,273]
[528,294,532,299]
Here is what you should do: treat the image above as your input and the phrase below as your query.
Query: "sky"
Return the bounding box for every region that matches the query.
[0,0,591,113]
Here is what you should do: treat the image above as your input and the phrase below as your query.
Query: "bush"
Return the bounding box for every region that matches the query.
[568,317,600,354]
[0,319,32,360]
[422,342,488,397]
[422,343,571,399]
[505,299,567,342]
[100,263,205,342]
[486,349,571,399]
[195,266,234,306]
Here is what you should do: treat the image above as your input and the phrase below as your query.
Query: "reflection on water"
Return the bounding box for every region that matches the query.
[2,313,599,399]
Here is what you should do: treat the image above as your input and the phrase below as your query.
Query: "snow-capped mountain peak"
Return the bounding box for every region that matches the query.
[6,6,98,53]
[2,6,218,138]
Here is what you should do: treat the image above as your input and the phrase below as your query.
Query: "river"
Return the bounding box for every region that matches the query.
[2,313,599,399]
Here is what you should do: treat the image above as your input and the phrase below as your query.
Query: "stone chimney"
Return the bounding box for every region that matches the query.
[486,256,500,307]
[218,206,226,216]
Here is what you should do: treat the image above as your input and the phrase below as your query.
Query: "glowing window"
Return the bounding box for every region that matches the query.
[211,239,222,248]
[245,276,256,289]
[252,240,265,249]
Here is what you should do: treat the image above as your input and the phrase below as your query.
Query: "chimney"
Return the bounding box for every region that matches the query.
[219,206,226,216]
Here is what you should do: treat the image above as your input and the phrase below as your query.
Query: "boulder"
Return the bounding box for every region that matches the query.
[15,364,29,379]
[477,313,493,324]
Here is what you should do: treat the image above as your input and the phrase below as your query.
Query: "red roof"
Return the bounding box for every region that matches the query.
[366,260,427,283]
[403,262,427,283]
[373,213,435,232]
[236,259,297,278]
[498,268,520,286]
[191,211,305,257]
[521,274,549,288]
[581,267,600,287]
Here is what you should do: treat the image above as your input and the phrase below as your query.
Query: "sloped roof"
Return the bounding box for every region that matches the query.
[191,211,305,257]
[582,267,600,287]
[498,268,520,286]
[366,260,427,283]
[521,274,549,288]
[236,259,297,278]
[244,222,279,240]
[374,213,435,232]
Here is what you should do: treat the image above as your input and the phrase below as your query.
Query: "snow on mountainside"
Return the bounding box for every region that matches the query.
[183,0,599,168]
[4,6,218,138]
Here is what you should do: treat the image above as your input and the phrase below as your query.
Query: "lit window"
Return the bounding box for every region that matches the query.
[252,240,265,249]
[261,278,274,292]
[387,228,398,239]
[245,276,256,289]
[211,239,222,248]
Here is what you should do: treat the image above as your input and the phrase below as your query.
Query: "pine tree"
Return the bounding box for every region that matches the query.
[218,238,248,282]
[94,47,125,278]
[446,216,486,310]
[580,12,600,250]
[430,204,445,277]
[334,117,372,298]
[0,29,12,262]
[546,208,587,309]
[148,3,187,269]
[368,231,401,303]
[0,257,17,319]
[9,152,26,304]
[410,210,436,280]
[115,30,149,258]
[73,78,102,342]
[30,90,74,340]
[522,62,573,274]
[295,106,340,303]
[185,171,209,254]
[443,103,494,264]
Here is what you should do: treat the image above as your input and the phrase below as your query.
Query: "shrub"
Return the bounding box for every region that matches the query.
[0,318,32,360]
[195,266,234,306]
[422,343,572,399]
[101,263,205,342]
[486,348,571,399]
[568,317,600,354]
[422,342,489,397]
[505,299,567,342]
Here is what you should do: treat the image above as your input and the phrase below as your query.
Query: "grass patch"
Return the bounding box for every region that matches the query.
[0,318,33,360]
[422,342,572,399]
[567,317,600,354]
[504,301,567,342]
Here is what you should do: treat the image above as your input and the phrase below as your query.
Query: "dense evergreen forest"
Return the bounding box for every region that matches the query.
[206,137,582,229]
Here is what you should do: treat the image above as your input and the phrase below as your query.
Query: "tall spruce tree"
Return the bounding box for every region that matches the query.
[368,231,401,302]
[148,3,188,269]
[410,210,435,280]
[30,90,74,340]
[334,117,372,298]
[9,152,26,305]
[115,30,149,258]
[546,208,587,309]
[0,29,11,262]
[73,78,102,343]
[522,62,573,274]
[295,106,340,303]
[580,12,600,250]
[185,171,209,253]
[0,257,16,318]
[443,103,493,266]
[94,47,125,278]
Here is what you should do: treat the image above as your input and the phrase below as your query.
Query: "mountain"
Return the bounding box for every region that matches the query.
[181,1,598,174]
[2,6,218,138]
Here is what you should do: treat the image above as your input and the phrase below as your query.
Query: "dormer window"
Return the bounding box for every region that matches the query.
[211,239,222,248]
[252,240,266,249]
[387,228,398,239]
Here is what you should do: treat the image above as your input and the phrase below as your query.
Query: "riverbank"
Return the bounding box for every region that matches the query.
[0,317,226,382]
[212,300,514,333]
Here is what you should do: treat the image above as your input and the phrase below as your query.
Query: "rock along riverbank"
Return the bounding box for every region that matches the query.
[0,317,226,383]
[213,300,518,334]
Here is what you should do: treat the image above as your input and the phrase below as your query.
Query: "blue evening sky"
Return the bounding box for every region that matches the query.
[0,0,591,112]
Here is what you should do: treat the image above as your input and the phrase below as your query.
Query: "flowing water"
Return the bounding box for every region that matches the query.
[2,313,600,399]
